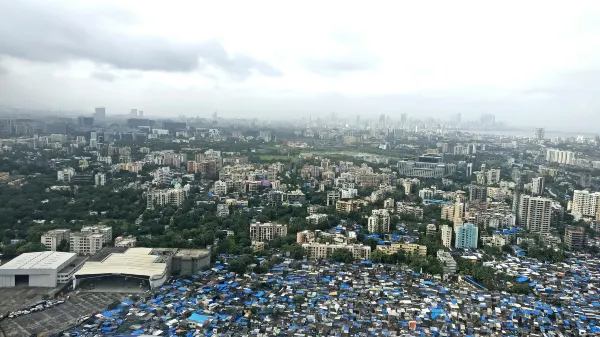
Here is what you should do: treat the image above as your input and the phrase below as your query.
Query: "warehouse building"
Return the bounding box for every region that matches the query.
[0,251,80,287]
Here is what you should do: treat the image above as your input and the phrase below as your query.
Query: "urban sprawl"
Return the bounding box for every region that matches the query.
[0,111,600,336]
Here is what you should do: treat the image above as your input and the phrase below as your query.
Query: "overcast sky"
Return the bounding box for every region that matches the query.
[1,0,600,131]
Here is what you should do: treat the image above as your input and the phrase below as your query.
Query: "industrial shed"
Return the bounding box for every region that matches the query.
[0,251,78,287]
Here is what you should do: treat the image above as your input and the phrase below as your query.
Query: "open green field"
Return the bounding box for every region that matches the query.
[258,154,299,162]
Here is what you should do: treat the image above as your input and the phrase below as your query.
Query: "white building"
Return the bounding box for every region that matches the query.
[70,232,105,256]
[441,224,453,248]
[531,177,544,196]
[94,172,106,187]
[518,195,552,234]
[571,190,600,218]
[41,229,71,251]
[81,225,113,243]
[249,222,288,242]
[302,243,371,260]
[57,168,75,182]
[0,251,80,287]
[216,204,230,217]
[147,186,186,210]
[367,209,391,233]
[546,149,575,165]
[114,236,137,248]
[213,180,228,196]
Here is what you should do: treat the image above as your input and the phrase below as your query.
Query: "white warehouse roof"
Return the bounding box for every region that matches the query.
[0,251,77,270]
[74,247,167,279]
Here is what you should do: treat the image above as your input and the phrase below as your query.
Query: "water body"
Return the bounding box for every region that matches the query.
[456,129,598,138]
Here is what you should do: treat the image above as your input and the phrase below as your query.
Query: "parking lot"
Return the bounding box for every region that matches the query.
[0,286,57,314]
[0,292,128,337]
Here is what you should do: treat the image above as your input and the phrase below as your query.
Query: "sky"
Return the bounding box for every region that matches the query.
[0,0,600,131]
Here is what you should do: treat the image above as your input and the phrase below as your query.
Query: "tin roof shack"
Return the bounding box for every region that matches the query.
[171,249,211,276]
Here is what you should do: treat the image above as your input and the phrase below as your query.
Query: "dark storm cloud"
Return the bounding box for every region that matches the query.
[0,1,281,79]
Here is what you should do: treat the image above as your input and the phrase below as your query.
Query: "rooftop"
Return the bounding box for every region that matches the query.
[74,247,167,279]
[0,251,76,270]
[174,249,210,259]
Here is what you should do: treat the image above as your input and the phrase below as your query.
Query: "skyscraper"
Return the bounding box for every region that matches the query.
[571,190,600,217]
[400,113,408,125]
[130,109,138,116]
[531,177,545,196]
[518,195,552,233]
[534,128,545,140]
[455,223,478,249]
[94,107,106,119]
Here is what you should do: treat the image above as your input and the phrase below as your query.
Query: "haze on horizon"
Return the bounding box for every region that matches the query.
[1,0,600,131]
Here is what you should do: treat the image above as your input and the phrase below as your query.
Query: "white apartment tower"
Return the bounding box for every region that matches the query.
[571,190,600,218]
[518,195,552,234]
[367,209,391,233]
[94,173,106,187]
[441,224,453,248]
[147,187,186,210]
[531,177,544,196]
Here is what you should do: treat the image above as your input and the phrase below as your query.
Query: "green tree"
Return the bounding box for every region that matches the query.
[330,248,354,263]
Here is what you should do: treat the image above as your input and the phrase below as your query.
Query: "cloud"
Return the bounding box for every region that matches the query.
[0,1,281,80]
[306,56,378,76]
[90,71,118,82]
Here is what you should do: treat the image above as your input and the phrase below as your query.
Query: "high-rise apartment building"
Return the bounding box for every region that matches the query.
[469,185,488,202]
[249,222,288,242]
[533,128,545,140]
[531,177,545,196]
[546,149,575,165]
[571,190,600,218]
[367,209,391,233]
[455,223,478,249]
[441,224,453,248]
[518,195,552,233]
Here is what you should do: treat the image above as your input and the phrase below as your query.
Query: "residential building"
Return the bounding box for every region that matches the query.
[249,222,288,242]
[455,223,478,249]
[367,209,391,233]
[114,236,137,248]
[376,243,427,256]
[306,214,328,225]
[486,169,501,185]
[41,229,71,251]
[70,232,105,255]
[441,224,453,248]
[81,225,112,243]
[336,200,361,213]
[57,168,75,182]
[94,173,106,187]
[437,250,457,275]
[531,177,545,196]
[302,243,371,260]
[396,203,424,220]
[518,195,552,234]
[564,226,587,250]
[546,149,575,165]
[481,234,506,247]
[571,190,600,218]
[147,186,186,210]
[213,180,228,196]
[216,204,230,217]
[426,224,437,236]
[469,185,487,202]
